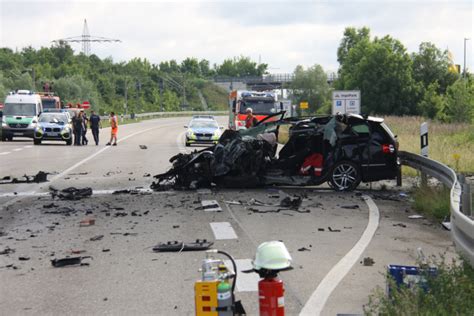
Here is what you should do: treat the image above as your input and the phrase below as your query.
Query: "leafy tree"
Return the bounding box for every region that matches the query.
[180,58,201,77]
[215,56,267,77]
[54,75,100,110]
[438,79,474,123]
[412,42,458,94]
[289,64,331,114]
[337,26,370,65]
[417,82,446,119]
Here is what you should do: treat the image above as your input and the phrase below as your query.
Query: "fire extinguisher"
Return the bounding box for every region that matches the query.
[258,271,284,316]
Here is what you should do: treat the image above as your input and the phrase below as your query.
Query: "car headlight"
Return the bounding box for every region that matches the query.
[186,130,195,139]
[35,127,43,135]
[212,130,221,140]
[62,127,71,133]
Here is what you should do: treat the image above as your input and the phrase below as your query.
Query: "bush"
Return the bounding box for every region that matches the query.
[365,256,474,315]
[412,185,450,220]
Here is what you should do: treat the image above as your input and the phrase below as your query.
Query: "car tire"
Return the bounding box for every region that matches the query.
[329,161,361,191]
[185,142,190,147]
[1,136,6,142]
[7,136,13,141]
[33,139,41,145]
[66,140,72,146]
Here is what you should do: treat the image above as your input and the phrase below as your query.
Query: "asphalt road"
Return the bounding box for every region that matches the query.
[0,117,456,315]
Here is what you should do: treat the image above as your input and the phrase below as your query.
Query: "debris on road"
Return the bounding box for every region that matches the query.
[43,206,76,216]
[18,256,30,261]
[393,223,407,228]
[42,203,58,209]
[328,226,341,232]
[80,218,95,226]
[50,187,93,200]
[0,247,15,255]
[197,188,212,194]
[318,228,325,231]
[152,239,213,252]
[225,200,242,205]
[195,200,222,212]
[441,221,451,231]
[51,256,92,267]
[362,257,375,266]
[297,247,311,252]
[139,145,148,150]
[408,214,424,219]
[90,235,104,241]
[0,171,48,184]
[172,225,180,229]
[340,204,359,209]
[71,249,86,254]
[280,196,302,209]
[143,173,151,177]
[69,172,89,176]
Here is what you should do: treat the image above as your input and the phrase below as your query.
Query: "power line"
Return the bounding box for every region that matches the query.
[52,19,121,56]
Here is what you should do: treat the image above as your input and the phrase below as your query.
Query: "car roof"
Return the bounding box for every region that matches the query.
[190,118,217,123]
[192,115,214,119]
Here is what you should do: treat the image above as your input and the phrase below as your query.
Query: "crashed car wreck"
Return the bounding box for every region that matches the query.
[152,112,400,191]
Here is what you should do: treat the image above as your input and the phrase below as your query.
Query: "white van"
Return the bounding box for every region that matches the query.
[1,90,43,141]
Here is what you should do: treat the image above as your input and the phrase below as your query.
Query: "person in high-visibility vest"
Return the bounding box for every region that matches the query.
[106,112,118,146]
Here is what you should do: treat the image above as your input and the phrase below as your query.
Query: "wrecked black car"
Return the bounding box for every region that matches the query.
[152,112,400,191]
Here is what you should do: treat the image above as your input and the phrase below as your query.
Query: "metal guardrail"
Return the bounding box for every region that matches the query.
[100,110,228,121]
[399,151,474,266]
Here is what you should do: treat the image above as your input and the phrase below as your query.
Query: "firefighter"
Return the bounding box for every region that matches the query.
[245,108,258,129]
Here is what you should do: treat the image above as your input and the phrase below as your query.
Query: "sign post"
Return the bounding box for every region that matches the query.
[300,101,308,117]
[420,122,428,186]
[332,90,361,115]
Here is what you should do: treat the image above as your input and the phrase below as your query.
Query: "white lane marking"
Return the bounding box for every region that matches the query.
[0,152,11,155]
[49,123,176,183]
[210,222,238,240]
[176,130,189,153]
[13,148,23,152]
[224,259,259,292]
[299,195,380,316]
[24,145,33,149]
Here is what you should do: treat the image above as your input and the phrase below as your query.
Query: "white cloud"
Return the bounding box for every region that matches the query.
[1,0,472,73]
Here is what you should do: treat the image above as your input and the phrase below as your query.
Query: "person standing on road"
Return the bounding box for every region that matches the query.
[81,110,89,145]
[72,111,83,146]
[245,108,258,129]
[89,110,101,146]
[106,111,118,146]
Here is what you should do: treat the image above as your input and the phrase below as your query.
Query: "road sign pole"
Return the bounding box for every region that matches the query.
[420,122,428,186]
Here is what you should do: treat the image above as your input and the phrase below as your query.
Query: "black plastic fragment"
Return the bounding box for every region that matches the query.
[51,256,92,267]
[153,239,213,252]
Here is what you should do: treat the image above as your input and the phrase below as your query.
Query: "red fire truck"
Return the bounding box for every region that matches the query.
[228,90,284,130]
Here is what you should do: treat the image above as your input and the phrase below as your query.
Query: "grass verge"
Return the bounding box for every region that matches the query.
[364,256,474,315]
[412,185,451,220]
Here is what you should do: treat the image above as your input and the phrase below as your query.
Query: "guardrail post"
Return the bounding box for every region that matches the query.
[462,181,472,217]
[420,122,429,187]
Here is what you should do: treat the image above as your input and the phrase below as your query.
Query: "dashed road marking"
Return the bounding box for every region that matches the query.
[13,148,23,152]
[210,222,238,240]
[299,195,380,316]
[0,152,11,156]
[224,259,259,292]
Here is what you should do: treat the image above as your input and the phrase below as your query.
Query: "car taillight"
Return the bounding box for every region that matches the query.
[382,144,395,154]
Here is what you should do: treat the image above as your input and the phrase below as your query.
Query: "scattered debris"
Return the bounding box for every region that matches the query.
[90,235,104,241]
[393,223,407,228]
[69,172,89,176]
[139,145,148,150]
[18,256,30,261]
[362,257,375,266]
[51,256,92,268]
[153,239,213,252]
[42,203,58,209]
[172,225,180,229]
[50,187,93,200]
[297,247,311,252]
[340,204,359,209]
[225,200,242,205]
[328,226,341,232]
[80,218,95,227]
[318,228,325,232]
[197,189,212,194]
[247,207,310,214]
[408,214,424,219]
[441,221,451,231]
[0,247,15,255]
[371,194,401,202]
[0,171,48,185]
[196,200,222,212]
[280,196,302,209]
[44,206,76,215]
[143,173,151,177]
[102,249,110,252]
[71,249,86,255]
[114,212,127,217]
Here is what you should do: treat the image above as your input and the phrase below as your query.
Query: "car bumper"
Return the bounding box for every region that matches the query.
[186,137,218,145]
[34,130,72,141]
[2,127,34,138]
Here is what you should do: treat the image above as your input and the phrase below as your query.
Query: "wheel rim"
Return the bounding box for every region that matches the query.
[332,164,357,190]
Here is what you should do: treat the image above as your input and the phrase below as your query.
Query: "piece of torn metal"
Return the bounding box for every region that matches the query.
[153,239,213,252]
[340,204,359,209]
[139,145,148,149]
[198,200,222,212]
[0,171,48,185]
[90,235,104,241]
[408,214,424,219]
[51,256,92,267]
[328,226,341,232]
[50,187,92,200]
[225,200,242,205]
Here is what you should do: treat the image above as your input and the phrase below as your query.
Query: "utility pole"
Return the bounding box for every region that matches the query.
[464,38,470,79]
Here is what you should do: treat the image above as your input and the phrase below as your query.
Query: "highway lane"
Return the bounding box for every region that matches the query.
[0,117,456,315]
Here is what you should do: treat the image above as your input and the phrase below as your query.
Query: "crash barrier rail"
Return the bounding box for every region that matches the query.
[99,110,228,121]
[398,151,474,266]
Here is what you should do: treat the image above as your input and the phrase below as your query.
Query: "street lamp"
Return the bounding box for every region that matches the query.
[464,38,470,79]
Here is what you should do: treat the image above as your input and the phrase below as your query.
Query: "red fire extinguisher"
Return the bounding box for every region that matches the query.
[259,275,285,316]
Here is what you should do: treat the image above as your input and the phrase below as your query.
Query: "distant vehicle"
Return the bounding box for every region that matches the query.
[228,90,285,130]
[192,115,215,120]
[33,112,72,145]
[38,92,61,110]
[1,90,43,141]
[184,117,222,147]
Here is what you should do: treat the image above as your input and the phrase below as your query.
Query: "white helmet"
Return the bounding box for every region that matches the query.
[253,241,292,270]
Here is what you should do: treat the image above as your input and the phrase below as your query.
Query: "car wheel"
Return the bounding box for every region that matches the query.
[66,139,72,146]
[7,136,13,141]
[185,142,190,147]
[330,161,361,191]
[1,136,6,142]
[33,139,41,145]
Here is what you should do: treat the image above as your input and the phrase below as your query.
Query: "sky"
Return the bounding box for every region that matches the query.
[0,0,472,74]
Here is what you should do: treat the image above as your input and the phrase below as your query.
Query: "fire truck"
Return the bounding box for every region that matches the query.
[38,82,61,110]
[228,90,287,130]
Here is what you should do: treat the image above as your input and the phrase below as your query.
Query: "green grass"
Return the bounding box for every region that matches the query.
[412,185,451,220]
[364,256,474,315]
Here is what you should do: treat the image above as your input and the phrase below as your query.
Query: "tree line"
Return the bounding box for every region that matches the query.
[0,43,268,114]
[289,27,473,123]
